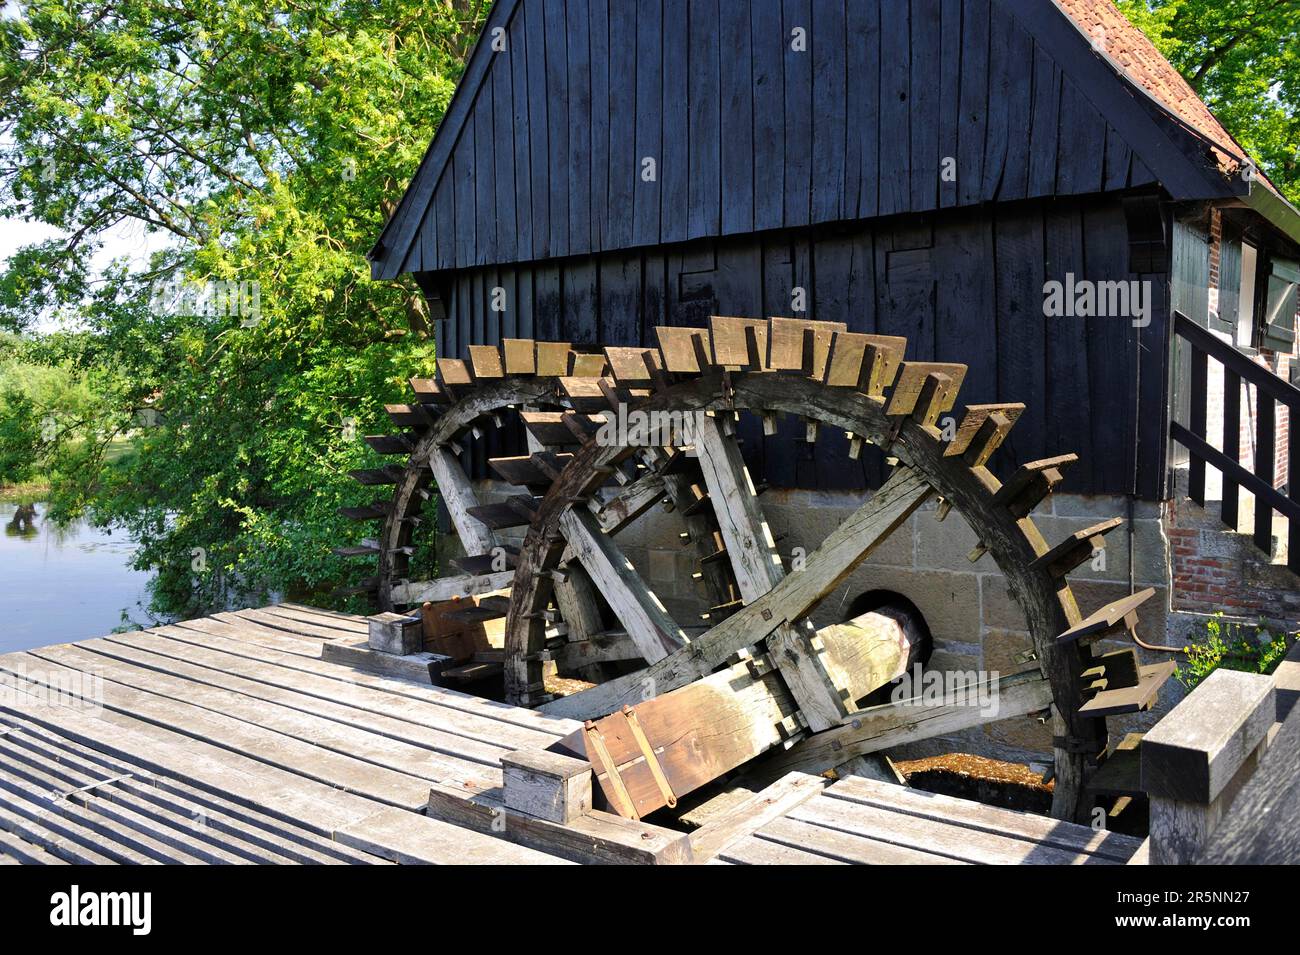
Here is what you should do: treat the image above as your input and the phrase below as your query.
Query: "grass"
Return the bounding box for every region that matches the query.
[1,433,139,504]
[0,479,50,504]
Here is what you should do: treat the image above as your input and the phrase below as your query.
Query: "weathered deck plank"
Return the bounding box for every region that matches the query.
[0,603,1146,866]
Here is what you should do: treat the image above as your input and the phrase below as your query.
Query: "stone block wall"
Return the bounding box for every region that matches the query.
[601,483,1179,764]
[466,475,1300,765]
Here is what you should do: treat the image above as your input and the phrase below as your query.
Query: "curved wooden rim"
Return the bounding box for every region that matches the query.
[502,371,1104,820]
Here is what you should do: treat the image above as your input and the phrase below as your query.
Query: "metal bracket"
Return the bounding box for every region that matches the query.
[1052,734,1104,756]
[622,706,677,811]
[583,719,637,818]
[60,771,137,801]
[582,705,679,820]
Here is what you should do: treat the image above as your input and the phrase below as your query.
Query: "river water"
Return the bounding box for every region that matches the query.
[0,502,154,653]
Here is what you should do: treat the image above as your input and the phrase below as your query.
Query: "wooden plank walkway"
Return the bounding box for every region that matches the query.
[0,603,1145,865]
[0,603,577,865]
[700,774,1143,865]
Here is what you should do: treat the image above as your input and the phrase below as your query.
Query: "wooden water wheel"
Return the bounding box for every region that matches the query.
[340,316,1173,822]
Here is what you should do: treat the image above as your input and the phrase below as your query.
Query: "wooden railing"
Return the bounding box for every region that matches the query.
[1170,310,1300,575]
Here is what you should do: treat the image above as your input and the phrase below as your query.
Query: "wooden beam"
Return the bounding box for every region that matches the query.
[541,467,933,720]
[756,669,1055,780]
[550,557,605,651]
[427,446,496,556]
[384,574,517,605]
[693,409,911,757]
[426,784,692,865]
[589,472,666,534]
[501,749,593,824]
[691,412,786,600]
[558,507,687,663]
[557,607,926,817]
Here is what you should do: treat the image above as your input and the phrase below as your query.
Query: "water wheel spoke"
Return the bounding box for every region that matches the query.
[557,507,687,663]
[427,445,497,557]
[540,466,934,720]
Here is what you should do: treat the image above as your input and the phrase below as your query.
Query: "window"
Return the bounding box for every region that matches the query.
[1237,241,1256,348]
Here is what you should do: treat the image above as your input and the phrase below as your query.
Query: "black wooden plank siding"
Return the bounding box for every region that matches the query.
[376,0,1173,279]
[750,0,783,231]
[957,0,990,207]
[661,0,690,245]
[844,0,878,219]
[445,194,1166,500]
[721,0,755,236]
[878,3,910,219]
[909,0,941,213]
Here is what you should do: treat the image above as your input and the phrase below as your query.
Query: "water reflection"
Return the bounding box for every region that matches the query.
[0,502,155,653]
[6,502,38,538]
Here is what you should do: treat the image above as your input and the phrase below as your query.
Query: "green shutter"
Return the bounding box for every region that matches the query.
[1217,236,1241,332]
[1262,257,1298,351]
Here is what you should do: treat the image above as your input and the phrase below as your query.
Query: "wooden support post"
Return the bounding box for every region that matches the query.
[366,612,423,655]
[1142,669,1275,865]
[428,446,497,556]
[501,749,593,824]
[692,411,857,733]
[558,507,687,663]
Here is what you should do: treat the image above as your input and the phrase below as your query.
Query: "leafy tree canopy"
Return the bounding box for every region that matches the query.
[0,0,487,619]
[1118,0,1300,202]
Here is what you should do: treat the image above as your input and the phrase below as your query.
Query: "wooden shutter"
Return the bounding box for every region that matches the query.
[1261,256,1298,352]
[1217,235,1241,332]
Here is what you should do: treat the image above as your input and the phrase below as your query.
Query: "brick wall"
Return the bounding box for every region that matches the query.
[1165,487,1300,623]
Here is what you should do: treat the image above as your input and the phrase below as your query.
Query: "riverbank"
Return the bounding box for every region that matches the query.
[0,480,50,504]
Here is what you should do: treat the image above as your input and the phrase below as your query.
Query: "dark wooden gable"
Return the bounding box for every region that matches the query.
[370,0,1243,280]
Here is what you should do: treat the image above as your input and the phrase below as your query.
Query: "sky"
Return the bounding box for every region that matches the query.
[1,215,171,332]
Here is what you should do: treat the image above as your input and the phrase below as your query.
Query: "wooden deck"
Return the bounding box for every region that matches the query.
[0,604,1142,865]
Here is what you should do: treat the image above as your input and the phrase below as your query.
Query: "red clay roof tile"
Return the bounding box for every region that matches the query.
[1055,0,1247,169]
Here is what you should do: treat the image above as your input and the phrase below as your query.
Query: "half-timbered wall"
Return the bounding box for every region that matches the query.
[439,194,1171,500]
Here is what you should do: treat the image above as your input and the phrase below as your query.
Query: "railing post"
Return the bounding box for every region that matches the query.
[1142,669,1275,864]
[1290,408,1299,575]
[1188,344,1208,506]
[1254,393,1275,553]
[1222,368,1240,530]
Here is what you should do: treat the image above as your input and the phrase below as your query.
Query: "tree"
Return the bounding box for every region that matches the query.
[1118,0,1300,202]
[0,0,488,619]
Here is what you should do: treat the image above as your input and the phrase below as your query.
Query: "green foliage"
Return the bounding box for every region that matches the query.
[0,0,485,620]
[1117,0,1300,203]
[1175,613,1294,691]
